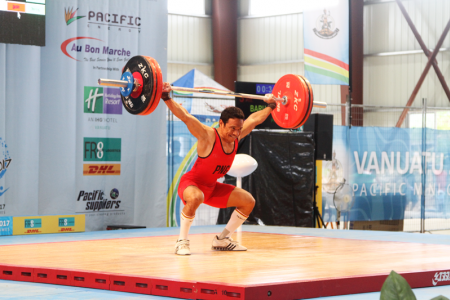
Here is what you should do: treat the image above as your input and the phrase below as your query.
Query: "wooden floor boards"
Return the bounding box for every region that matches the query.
[0,232,449,286]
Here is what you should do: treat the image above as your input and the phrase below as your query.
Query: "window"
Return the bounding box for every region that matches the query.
[249,0,340,16]
[408,113,436,129]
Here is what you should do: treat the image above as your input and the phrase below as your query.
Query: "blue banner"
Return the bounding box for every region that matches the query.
[322,126,450,222]
[0,216,13,236]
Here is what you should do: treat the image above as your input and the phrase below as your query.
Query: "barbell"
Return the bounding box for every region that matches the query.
[98,55,327,129]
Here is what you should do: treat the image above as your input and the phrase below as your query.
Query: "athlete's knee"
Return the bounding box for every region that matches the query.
[183,190,204,208]
[242,191,255,209]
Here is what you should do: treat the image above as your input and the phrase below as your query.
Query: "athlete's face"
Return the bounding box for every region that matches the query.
[220,118,244,143]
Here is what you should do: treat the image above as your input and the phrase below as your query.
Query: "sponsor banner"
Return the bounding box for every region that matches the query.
[55,215,85,233]
[303,0,349,85]
[83,164,121,176]
[323,126,450,222]
[321,126,350,223]
[12,215,85,235]
[1,0,166,231]
[75,188,123,215]
[0,217,13,236]
[433,271,450,286]
[84,86,122,115]
[83,138,121,162]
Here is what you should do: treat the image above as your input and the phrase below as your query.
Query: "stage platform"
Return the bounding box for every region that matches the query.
[0,225,449,300]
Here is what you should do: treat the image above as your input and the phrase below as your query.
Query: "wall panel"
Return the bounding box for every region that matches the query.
[239,13,303,66]
[167,63,213,83]
[364,52,450,107]
[167,14,213,83]
[364,0,450,108]
[364,0,450,55]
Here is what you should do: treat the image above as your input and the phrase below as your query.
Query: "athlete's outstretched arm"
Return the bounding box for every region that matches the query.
[239,94,276,140]
[162,83,210,140]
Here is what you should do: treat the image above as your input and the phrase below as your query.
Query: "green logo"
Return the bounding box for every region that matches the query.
[83,138,121,162]
[58,217,75,227]
[24,218,42,228]
[84,87,104,114]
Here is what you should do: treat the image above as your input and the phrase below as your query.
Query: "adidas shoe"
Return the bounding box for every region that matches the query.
[211,235,247,251]
[175,239,191,255]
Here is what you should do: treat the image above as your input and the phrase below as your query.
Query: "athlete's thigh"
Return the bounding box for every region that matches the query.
[203,182,235,208]
[225,187,254,208]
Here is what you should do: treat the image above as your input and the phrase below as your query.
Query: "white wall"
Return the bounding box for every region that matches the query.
[167,14,213,83]
[166,0,450,112]
[364,0,450,108]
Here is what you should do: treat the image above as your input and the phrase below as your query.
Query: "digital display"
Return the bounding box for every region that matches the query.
[0,0,46,46]
[255,83,274,95]
[235,81,281,130]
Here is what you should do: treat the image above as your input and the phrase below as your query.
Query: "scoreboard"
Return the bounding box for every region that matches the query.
[234,81,282,130]
[0,0,46,46]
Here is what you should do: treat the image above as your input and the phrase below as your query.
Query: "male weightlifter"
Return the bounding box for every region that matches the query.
[162,82,276,255]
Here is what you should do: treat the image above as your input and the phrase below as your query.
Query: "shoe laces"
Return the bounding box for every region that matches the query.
[221,237,239,245]
[176,239,190,249]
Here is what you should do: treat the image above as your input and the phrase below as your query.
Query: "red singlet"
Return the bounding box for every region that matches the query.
[178,129,238,208]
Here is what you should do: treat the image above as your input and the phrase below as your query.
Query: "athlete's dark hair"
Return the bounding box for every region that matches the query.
[220,107,245,125]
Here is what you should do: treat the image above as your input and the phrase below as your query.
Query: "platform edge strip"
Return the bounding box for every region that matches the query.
[0,263,449,299]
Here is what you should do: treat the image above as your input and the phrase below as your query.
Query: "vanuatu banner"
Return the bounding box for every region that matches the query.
[322,126,450,223]
[303,0,349,85]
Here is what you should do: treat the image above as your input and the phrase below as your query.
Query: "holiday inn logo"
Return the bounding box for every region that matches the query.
[84,87,122,115]
[65,7,85,25]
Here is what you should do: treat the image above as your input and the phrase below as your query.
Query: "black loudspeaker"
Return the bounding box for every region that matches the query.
[303,114,333,161]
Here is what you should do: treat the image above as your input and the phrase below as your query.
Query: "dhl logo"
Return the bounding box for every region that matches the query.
[7,3,25,12]
[83,164,120,176]
[26,229,40,234]
[60,228,74,232]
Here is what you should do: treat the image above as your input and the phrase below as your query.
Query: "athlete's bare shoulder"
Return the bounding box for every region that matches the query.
[197,127,216,157]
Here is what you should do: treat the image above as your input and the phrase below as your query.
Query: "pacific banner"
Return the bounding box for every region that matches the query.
[0,0,167,231]
[303,0,349,85]
[322,126,450,223]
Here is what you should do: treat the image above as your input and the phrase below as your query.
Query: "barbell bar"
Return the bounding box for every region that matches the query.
[98,77,326,109]
[97,55,327,129]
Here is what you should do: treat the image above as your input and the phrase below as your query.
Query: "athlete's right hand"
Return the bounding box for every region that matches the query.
[162,82,172,93]
[162,83,172,101]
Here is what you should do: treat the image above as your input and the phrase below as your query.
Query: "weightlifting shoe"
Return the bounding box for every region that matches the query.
[211,235,247,251]
[175,239,191,255]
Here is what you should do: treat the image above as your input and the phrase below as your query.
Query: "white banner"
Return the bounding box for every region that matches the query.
[303,0,349,85]
[0,0,168,231]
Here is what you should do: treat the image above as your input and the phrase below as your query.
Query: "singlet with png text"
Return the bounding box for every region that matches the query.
[185,128,238,186]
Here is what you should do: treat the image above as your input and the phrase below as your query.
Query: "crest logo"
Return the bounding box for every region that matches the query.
[65,7,85,25]
[313,9,339,39]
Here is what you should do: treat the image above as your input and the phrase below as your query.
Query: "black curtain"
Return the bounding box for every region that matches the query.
[217,131,315,227]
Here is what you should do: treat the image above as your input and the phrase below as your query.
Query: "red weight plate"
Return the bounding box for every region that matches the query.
[140,58,158,116]
[149,56,163,102]
[292,75,314,129]
[141,56,163,116]
[138,56,157,115]
[121,56,155,115]
[271,74,310,129]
